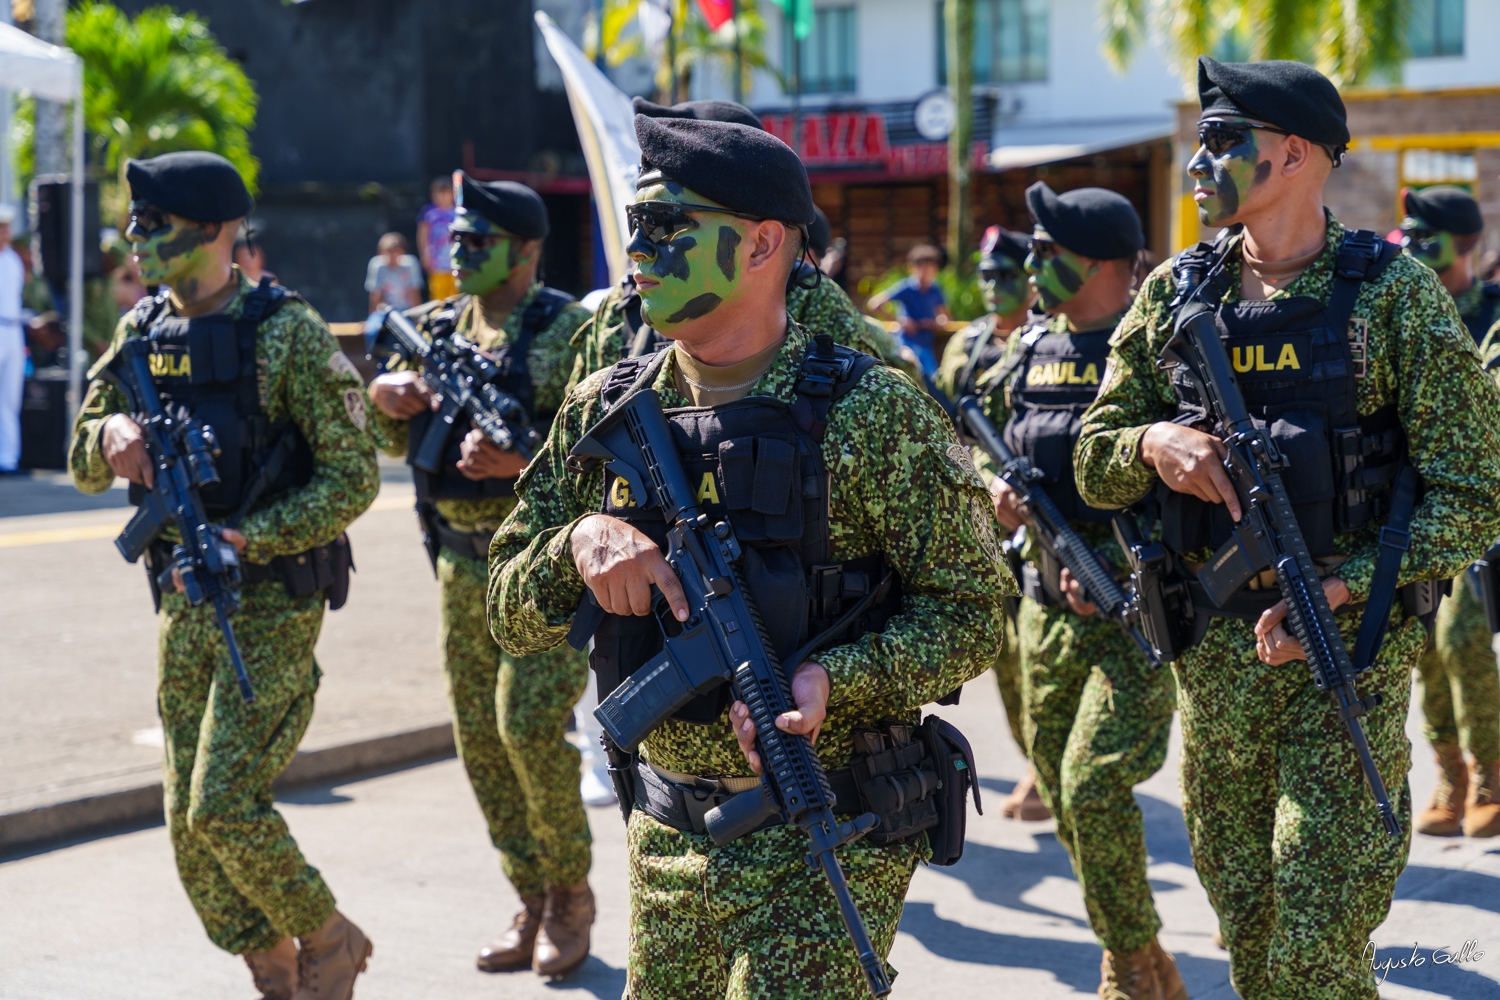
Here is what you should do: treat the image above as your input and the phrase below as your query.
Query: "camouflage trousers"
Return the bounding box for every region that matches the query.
[159,582,336,955]
[1416,572,1500,761]
[623,809,921,999]
[1018,597,1175,954]
[1176,614,1420,1000]
[440,548,591,896]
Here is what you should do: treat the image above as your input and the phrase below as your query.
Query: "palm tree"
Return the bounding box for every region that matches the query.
[1099,0,1410,88]
[16,2,260,214]
[590,0,781,106]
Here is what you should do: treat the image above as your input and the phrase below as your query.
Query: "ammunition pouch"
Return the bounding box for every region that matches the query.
[849,721,941,847]
[918,715,982,866]
[632,759,860,836]
[1471,543,1500,634]
[240,532,355,610]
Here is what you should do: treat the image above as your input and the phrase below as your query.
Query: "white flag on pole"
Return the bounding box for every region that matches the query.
[535,11,640,285]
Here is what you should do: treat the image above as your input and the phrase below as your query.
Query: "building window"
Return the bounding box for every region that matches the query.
[786,5,857,95]
[937,0,1049,85]
[1408,0,1464,58]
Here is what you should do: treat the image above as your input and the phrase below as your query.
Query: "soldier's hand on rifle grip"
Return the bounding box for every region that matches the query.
[570,513,689,621]
[102,413,154,488]
[170,528,247,593]
[990,479,1032,532]
[1059,567,1099,617]
[730,661,830,775]
[1140,421,1242,521]
[456,427,528,481]
[368,370,435,419]
[1253,576,1351,665]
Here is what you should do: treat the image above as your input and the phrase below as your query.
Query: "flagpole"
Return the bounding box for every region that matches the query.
[731,0,742,104]
[790,0,801,154]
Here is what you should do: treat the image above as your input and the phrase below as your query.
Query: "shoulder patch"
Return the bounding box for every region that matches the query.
[327,350,361,381]
[343,387,368,431]
[945,442,987,491]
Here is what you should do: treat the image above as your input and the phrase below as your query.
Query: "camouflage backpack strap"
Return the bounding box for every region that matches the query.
[791,332,878,444]
[1326,229,1398,340]
[518,285,576,353]
[599,340,672,413]
[234,276,294,416]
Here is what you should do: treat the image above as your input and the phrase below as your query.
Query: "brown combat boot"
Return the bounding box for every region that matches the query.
[1416,744,1468,836]
[533,879,595,978]
[1000,765,1053,821]
[1150,938,1189,1000]
[1464,758,1500,838]
[476,894,545,972]
[293,910,372,1000]
[1098,946,1164,1000]
[244,937,299,1000]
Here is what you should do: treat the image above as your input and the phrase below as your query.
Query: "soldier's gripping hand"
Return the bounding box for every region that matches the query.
[991,478,1032,532]
[457,428,528,481]
[102,413,154,488]
[170,529,247,593]
[1253,577,1351,665]
[1058,567,1098,617]
[369,370,435,419]
[1140,421,1243,521]
[729,662,830,775]
[570,514,689,621]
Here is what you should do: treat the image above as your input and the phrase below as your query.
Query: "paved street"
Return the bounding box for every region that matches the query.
[4,470,1500,998]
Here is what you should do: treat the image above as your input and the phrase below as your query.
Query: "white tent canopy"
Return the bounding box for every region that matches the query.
[0,20,86,436]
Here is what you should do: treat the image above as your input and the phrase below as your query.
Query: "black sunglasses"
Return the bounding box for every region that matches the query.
[452,231,502,253]
[979,264,1022,283]
[1197,120,1290,156]
[1400,226,1441,253]
[1028,238,1060,261]
[627,201,764,244]
[127,200,172,239]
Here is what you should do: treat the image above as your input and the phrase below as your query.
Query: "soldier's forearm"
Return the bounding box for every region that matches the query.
[237,460,379,563]
[1074,423,1155,510]
[490,517,590,656]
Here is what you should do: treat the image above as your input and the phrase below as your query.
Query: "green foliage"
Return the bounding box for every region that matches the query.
[20,3,260,202]
[1099,0,1412,88]
[858,258,989,323]
[674,1,781,99]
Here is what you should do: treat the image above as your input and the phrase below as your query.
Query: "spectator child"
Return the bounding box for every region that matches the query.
[0,204,23,473]
[867,243,949,375]
[417,175,457,300]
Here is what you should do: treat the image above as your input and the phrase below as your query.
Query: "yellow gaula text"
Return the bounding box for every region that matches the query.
[1232,343,1301,373]
[610,475,637,507]
[1026,361,1099,387]
[696,471,720,505]
[148,352,191,378]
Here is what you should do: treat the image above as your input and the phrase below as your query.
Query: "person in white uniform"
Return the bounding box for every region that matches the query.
[0,204,26,474]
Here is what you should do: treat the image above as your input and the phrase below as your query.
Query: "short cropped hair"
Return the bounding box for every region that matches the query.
[378,231,407,253]
[907,243,943,266]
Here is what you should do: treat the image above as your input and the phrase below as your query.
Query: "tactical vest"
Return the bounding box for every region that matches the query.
[127,277,314,518]
[589,335,903,724]
[1462,282,1500,348]
[408,286,575,502]
[1161,228,1404,568]
[1000,321,1116,525]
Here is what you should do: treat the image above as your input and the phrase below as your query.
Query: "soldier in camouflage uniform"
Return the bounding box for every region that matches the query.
[492,115,1009,999]
[1396,185,1500,838]
[937,224,1048,820]
[977,184,1183,999]
[366,174,596,978]
[1077,59,1500,999]
[70,152,378,1000]
[566,98,914,394]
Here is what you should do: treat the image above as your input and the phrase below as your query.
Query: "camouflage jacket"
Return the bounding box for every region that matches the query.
[370,282,591,533]
[491,321,1013,777]
[566,275,914,394]
[1075,216,1500,603]
[69,268,380,566]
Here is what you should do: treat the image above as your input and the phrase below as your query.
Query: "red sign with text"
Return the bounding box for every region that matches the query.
[760,111,988,177]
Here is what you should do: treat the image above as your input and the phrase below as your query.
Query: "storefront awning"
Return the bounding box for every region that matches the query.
[988,116,1174,171]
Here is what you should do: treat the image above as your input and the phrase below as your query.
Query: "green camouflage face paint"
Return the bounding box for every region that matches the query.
[979,255,1026,315]
[628,181,750,331]
[1026,242,1096,311]
[1188,121,1272,227]
[1400,216,1458,273]
[128,216,215,288]
[453,229,522,295]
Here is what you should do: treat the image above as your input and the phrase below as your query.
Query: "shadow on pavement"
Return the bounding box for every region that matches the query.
[1366,944,1500,998]
[545,955,627,997]
[276,787,356,806]
[0,472,130,517]
[928,835,1088,926]
[1395,861,1500,916]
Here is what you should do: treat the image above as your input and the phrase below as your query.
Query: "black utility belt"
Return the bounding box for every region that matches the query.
[1186,577,1445,626]
[633,760,861,837]
[433,516,496,562]
[238,533,354,610]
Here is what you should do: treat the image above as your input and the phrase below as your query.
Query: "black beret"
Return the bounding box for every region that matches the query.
[451,173,549,240]
[1198,56,1350,150]
[1403,185,1483,235]
[632,96,763,130]
[1025,183,1143,260]
[125,151,251,223]
[979,225,1029,267]
[635,116,815,227]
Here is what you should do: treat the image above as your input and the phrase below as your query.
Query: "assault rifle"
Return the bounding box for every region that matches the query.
[376,307,542,471]
[564,388,894,999]
[951,392,1159,667]
[106,338,255,703]
[1163,258,1402,839]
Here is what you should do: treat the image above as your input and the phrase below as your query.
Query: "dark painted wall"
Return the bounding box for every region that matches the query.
[115,0,588,320]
